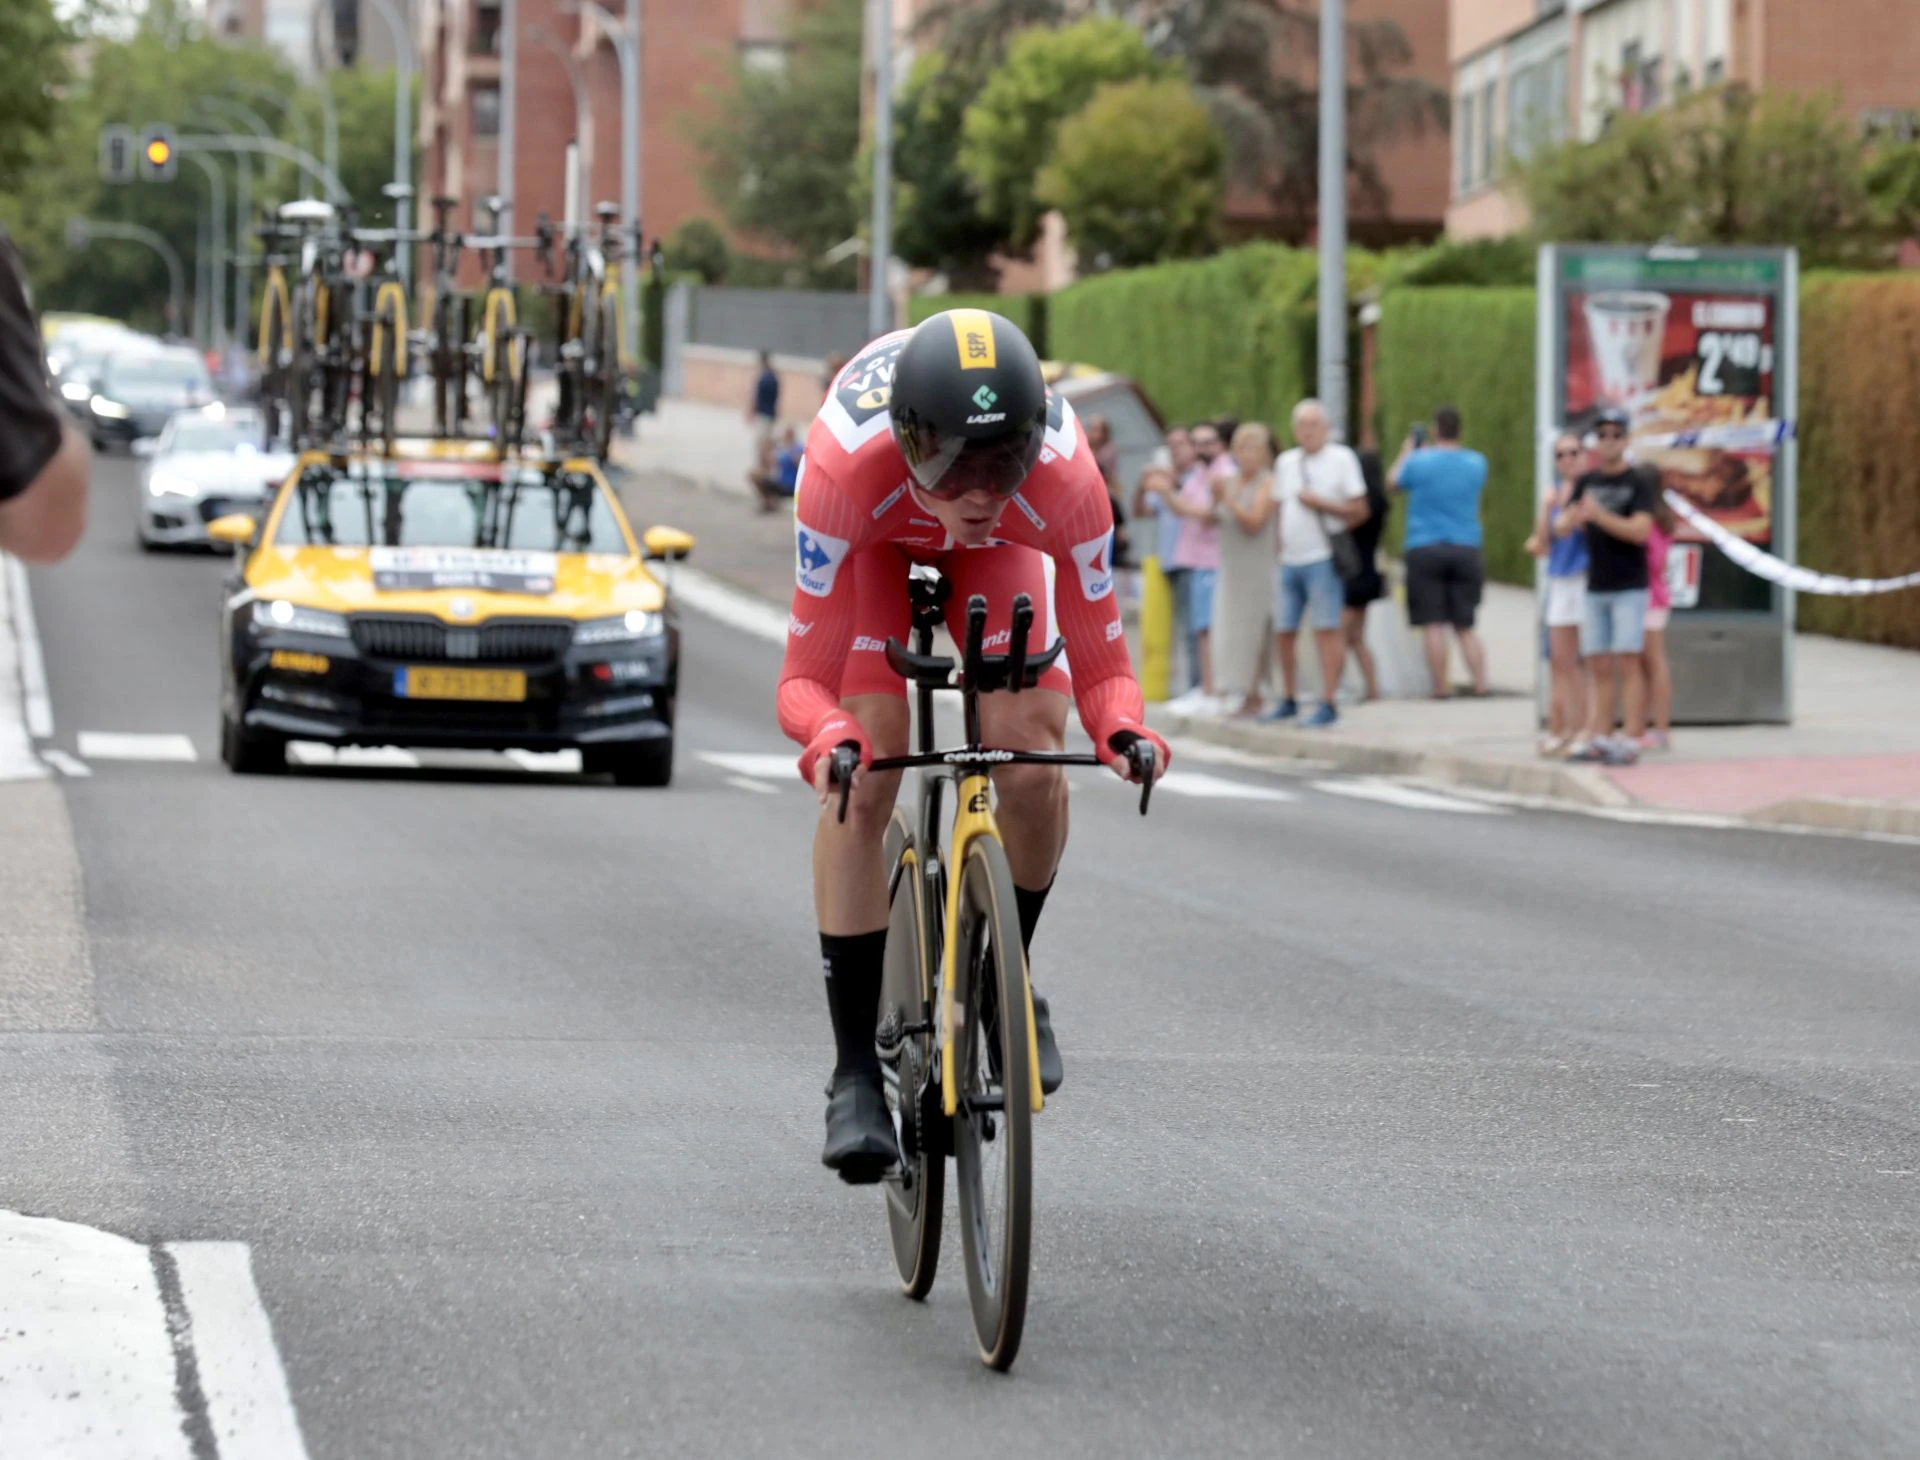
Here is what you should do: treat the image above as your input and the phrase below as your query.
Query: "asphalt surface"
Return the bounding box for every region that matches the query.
[4,451,1918,1458]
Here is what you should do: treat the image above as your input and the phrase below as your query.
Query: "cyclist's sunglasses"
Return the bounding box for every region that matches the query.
[899,422,1044,501]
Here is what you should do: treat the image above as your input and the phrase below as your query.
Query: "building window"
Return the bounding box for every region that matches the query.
[473,1,501,54]
[472,83,500,139]
[1458,88,1477,193]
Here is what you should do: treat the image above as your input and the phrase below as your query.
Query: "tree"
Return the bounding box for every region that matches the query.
[958,17,1177,254]
[1037,77,1225,269]
[0,0,72,193]
[851,54,1006,288]
[289,64,400,223]
[1514,84,1894,265]
[693,0,863,281]
[664,218,731,283]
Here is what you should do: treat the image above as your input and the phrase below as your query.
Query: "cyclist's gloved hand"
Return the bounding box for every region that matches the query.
[1096,718,1170,784]
[799,714,873,802]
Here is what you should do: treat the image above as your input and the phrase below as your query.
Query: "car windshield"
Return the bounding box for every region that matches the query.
[272,467,631,554]
[104,358,209,392]
[167,419,257,452]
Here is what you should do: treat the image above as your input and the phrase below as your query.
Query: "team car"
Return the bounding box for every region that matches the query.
[210,444,693,785]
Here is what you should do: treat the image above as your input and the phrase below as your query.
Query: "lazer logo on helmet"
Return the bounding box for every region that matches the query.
[794,524,851,598]
[965,383,1005,424]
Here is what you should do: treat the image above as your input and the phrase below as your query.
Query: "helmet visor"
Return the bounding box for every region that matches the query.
[896,418,1045,501]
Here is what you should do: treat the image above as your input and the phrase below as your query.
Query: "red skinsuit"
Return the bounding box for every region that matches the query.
[776,329,1160,781]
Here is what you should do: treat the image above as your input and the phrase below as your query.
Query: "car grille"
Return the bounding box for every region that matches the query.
[351,616,575,664]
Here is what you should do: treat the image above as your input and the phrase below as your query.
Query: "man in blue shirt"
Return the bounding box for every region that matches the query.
[747,349,780,485]
[1389,405,1489,697]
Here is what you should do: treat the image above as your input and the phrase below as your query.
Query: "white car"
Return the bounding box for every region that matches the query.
[138,408,295,551]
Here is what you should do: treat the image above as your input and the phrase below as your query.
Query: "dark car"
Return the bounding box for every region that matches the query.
[82,346,215,450]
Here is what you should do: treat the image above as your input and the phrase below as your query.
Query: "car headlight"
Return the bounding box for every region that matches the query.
[252,599,350,638]
[573,610,663,646]
[90,394,130,419]
[147,473,198,499]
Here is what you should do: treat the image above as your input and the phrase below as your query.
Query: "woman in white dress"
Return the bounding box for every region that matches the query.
[1210,422,1279,717]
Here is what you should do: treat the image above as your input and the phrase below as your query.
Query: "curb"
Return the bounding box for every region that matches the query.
[1744,796,1920,839]
[1145,708,1630,808]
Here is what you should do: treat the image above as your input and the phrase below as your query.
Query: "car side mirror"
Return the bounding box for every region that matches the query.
[207,513,257,548]
[641,526,695,562]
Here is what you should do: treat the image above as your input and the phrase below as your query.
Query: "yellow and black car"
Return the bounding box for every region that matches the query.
[210,444,694,785]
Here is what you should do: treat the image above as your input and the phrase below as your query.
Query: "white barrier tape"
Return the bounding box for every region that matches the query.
[1664,491,1920,597]
[1635,419,1794,452]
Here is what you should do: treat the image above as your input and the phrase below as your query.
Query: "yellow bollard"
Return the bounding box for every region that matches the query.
[1139,554,1173,702]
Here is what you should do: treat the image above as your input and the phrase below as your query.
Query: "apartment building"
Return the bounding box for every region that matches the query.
[1448,0,1920,237]
[209,0,408,77]
[420,0,789,288]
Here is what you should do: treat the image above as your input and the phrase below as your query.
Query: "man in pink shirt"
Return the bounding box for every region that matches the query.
[1159,420,1233,711]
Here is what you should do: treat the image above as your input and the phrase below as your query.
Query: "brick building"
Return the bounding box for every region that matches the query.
[419,0,787,287]
[1447,0,1920,237]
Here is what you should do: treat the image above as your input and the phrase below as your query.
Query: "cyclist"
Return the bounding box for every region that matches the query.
[777,308,1170,1182]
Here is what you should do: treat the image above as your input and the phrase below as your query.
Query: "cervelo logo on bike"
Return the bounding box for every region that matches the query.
[794,523,851,598]
[944,750,1016,762]
[1070,531,1115,601]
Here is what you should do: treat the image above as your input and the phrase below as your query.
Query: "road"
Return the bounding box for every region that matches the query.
[4,451,1918,1458]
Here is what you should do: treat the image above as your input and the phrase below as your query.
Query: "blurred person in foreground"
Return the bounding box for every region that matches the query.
[1271,399,1368,726]
[1211,422,1278,716]
[1565,406,1656,766]
[1527,430,1591,756]
[0,227,89,562]
[1390,405,1489,698]
[1341,447,1391,703]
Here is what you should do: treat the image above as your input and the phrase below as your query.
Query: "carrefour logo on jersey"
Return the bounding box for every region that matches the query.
[795,523,852,598]
[1070,531,1115,601]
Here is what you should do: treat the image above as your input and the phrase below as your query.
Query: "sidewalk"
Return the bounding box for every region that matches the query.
[613,398,1920,838]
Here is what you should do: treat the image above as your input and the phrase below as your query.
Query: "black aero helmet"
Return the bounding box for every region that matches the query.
[888,308,1048,499]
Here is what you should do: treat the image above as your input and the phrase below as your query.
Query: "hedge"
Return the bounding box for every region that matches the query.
[909,291,1049,356]
[1373,287,1539,587]
[1794,274,1920,648]
[1044,244,1319,434]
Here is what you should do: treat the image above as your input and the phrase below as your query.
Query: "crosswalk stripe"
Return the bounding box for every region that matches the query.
[286,743,421,768]
[40,749,91,778]
[76,731,198,762]
[503,749,583,774]
[1154,769,1298,803]
[699,751,801,781]
[1307,777,1511,815]
[724,774,780,795]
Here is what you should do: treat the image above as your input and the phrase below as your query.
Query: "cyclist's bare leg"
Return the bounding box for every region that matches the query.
[978,686,1070,891]
[812,693,908,935]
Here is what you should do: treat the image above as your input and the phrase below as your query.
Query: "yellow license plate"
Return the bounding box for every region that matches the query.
[397,667,527,702]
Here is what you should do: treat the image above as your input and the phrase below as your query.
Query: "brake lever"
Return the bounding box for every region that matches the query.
[829,744,860,825]
[1129,741,1156,817]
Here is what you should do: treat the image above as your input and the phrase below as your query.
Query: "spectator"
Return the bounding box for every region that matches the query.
[1211,422,1278,717]
[1085,413,1131,570]
[1271,398,1369,727]
[749,424,803,513]
[1161,421,1229,712]
[1135,428,1195,691]
[1641,492,1678,751]
[1526,430,1591,756]
[1390,405,1489,698]
[0,226,88,562]
[747,349,780,481]
[1565,405,1656,766]
[1341,447,1391,703]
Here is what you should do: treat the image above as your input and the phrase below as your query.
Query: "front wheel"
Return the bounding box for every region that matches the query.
[881,807,944,1300]
[591,739,672,787]
[950,833,1032,1371]
[220,709,285,775]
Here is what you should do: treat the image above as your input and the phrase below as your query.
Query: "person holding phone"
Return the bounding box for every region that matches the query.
[1390,405,1489,698]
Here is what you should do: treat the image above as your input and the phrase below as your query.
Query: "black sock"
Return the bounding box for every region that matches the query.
[820,929,887,1077]
[1013,879,1053,955]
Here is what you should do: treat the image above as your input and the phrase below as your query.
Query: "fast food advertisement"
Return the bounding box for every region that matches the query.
[1563,288,1777,548]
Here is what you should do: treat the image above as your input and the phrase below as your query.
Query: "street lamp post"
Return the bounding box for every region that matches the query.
[527,24,594,231]
[183,151,228,353]
[1317,0,1347,437]
[194,99,275,349]
[306,0,342,186]
[67,219,189,341]
[176,134,351,206]
[571,0,640,363]
[362,0,416,288]
[499,0,517,275]
[867,0,894,339]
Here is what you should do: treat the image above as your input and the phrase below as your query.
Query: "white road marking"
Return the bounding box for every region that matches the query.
[41,748,92,777]
[0,1210,194,1458]
[285,742,419,768]
[4,552,53,737]
[700,751,802,780]
[504,749,584,774]
[1155,769,1297,803]
[725,774,780,795]
[671,567,791,645]
[1309,777,1510,815]
[164,1242,312,1459]
[76,731,199,762]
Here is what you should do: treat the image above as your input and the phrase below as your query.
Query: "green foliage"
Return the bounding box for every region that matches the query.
[1514,84,1894,267]
[1046,243,1319,433]
[1865,141,1920,240]
[664,218,732,284]
[1794,274,1920,648]
[1036,77,1224,270]
[0,0,72,193]
[1373,288,1536,585]
[908,292,1048,357]
[958,18,1176,253]
[693,0,863,276]
[1384,236,1536,289]
[288,65,400,222]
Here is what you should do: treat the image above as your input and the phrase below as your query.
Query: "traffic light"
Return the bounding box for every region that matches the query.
[139,124,177,181]
[99,124,135,184]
